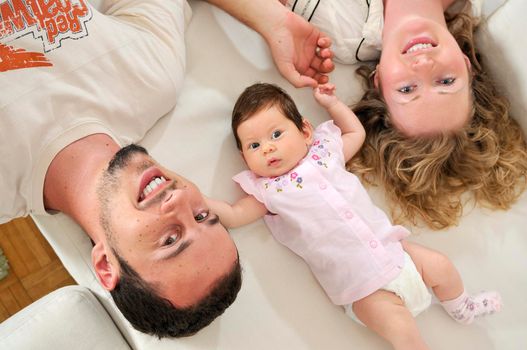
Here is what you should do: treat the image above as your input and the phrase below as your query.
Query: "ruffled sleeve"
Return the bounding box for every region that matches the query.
[232,170,266,205]
[313,120,345,164]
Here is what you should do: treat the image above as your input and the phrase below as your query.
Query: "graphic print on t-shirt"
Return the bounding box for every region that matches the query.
[0,0,92,72]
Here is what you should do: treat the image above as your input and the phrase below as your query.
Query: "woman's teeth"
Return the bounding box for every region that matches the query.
[406,43,433,54]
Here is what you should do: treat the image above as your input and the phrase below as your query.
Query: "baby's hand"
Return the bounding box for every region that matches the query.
[313,83,339,109]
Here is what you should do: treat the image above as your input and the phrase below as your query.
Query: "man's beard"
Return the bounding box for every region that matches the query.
[96,143,149,245]
[107,144,149,174]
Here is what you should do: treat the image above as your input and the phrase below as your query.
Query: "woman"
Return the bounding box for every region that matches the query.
[284,0,527,229]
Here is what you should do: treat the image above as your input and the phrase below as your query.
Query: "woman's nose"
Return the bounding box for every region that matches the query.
[411,55,434,71]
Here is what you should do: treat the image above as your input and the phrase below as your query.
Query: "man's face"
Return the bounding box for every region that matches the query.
[98,146,238,307]
[377,17,472,136]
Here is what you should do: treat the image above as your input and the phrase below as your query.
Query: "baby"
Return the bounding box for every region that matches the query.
[206,82,501,349]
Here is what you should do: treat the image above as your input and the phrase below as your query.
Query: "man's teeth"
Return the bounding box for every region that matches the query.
[407,43,433,53]
[143,176,167,197]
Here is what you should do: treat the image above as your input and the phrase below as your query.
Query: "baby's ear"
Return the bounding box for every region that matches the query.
[239,149,247,163]
[302,119,314,144]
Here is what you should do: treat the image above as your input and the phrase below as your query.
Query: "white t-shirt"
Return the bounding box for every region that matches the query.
[0,0,191,223]
[285,0,483,64]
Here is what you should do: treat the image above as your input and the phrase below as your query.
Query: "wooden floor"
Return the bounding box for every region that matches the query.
[0,216,76,322]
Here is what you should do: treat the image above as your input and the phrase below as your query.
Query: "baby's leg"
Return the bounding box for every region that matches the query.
[352,290,429,350]
[402,240,501,324]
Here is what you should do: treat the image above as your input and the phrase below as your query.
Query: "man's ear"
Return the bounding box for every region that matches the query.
[302,119,314,145]
[92,242,119,291]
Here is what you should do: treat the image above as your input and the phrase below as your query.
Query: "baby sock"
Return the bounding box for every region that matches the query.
[441,290,502,325]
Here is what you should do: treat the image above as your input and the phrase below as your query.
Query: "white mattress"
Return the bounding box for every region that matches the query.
[33,0,527,349]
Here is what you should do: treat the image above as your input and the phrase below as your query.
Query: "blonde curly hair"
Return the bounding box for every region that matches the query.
[348,12,527,230]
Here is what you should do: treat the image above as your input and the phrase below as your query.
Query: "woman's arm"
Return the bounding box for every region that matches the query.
[206,194,268,229]
[313,84,366,162]
[203,0,334,87]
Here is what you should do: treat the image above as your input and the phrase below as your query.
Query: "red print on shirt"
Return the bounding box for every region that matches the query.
[0,0,92,72]
[0,42,51,71]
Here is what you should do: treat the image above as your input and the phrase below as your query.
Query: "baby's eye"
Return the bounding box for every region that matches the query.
[163,234,179,246]
[271,130,282,139]
[437,77,456,86]
[194,211,209,222]
[397,85,415,94]
[248,142,260,150]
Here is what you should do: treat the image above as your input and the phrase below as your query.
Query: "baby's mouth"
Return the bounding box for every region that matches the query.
[267,158,281,167]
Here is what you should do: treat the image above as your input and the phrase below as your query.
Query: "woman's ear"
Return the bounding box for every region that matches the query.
[463,54,472,73]
[373,64,380,89]
[302,119,314,145]
[92,242,119,291]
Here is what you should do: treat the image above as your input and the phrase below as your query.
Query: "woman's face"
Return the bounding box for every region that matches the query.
[376,17,472,136]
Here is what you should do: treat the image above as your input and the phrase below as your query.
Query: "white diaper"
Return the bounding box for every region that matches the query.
[344,252,432,325]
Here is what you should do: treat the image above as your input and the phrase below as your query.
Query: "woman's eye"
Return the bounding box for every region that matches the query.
[397,85,415,94]
[248,142,260,150]
[194,211,209,222]
[163,234,179,246]
[438,77,456,86]
[271,130,282,139]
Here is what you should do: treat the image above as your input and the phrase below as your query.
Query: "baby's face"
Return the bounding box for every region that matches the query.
[237,106,313,178]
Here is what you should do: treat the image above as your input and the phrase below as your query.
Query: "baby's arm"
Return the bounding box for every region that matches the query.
[206,195,268,229]
[313,84,366,162]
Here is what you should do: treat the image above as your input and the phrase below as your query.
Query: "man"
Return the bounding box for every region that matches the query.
[0,0,333,337]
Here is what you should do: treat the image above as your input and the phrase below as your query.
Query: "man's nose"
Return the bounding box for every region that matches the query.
[160,188,190,215]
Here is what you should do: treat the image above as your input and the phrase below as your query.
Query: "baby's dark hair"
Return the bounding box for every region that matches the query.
[231,83,303,150]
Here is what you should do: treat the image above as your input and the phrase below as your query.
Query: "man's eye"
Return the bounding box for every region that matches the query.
[271,130,282,139]
[397,85,415,94]
[438,77,456,86]
[194,211,209,222]
[163,234,179,246]
[248,142,260,150]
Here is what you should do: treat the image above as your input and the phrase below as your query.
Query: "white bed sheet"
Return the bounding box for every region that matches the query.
[33,0,527,349]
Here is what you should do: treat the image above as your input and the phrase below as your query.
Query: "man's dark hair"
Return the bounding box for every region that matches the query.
[110,251,242,338]
[231,82,304,150]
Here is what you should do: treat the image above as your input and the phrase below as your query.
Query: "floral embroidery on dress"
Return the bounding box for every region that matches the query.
[264,171,303,192]
[309,138,331,168]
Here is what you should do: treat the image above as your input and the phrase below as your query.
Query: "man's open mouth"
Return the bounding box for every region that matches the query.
[138,168,170,202]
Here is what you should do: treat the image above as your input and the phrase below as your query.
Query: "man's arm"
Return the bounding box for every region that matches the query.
[204,0,334,88]
[206,195,268,228]
[313,84,366,162]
